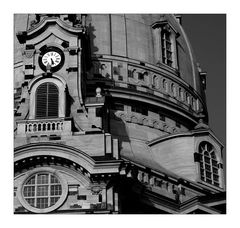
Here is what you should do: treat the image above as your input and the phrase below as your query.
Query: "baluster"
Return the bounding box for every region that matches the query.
[43,123,46,131]
[38,123,41,131]
[33,124,37,132]
[52,122,55,131]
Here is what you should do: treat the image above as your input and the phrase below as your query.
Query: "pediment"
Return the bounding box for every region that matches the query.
[32,32,68,48]
[17,17,84,44]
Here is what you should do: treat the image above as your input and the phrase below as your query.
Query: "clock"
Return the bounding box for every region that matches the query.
[39,46,64,72]
[42,51,61,67]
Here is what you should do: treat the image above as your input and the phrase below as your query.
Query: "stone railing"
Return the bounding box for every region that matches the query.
[87,59,203,114]
[16,118,72,136]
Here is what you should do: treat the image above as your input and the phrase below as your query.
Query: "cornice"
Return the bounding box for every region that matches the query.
[14,142,122,174]
[147,128,224,148]
[108,87,199,124]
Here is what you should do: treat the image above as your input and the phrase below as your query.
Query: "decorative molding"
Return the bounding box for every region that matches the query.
[23,49,35,58]
[123,164,185,203]
[68,46,79,55]
[126,64,199,112]
[113,111,179,134]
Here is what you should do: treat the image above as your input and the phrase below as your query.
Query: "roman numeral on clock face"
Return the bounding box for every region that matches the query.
[41,49,63,68]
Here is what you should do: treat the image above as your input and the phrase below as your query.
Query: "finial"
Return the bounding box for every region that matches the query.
[96,87,102,97]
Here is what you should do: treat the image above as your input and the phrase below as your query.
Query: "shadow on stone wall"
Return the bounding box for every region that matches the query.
[109,176,169,214]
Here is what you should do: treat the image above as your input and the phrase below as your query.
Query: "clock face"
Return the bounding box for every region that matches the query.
[42,51,62,67]
[39,46,65,72]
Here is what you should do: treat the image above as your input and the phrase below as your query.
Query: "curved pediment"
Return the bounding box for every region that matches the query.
[17,17,85,44]
[14,142,121,175]
[147,129,223,148]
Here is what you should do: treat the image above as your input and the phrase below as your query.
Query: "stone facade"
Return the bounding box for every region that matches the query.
[14,14,225,214]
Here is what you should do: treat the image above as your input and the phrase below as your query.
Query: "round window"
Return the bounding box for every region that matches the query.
[18,168,67,213]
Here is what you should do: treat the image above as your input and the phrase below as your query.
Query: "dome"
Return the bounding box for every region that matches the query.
[14,14,225,214]
[84,14,208,129]
[88,14,203,96]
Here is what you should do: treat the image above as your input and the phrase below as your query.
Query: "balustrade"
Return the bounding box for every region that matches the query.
[16,118,72,136]
[25,120,63,133]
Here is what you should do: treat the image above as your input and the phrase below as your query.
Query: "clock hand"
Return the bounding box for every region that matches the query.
[51,58,54,65]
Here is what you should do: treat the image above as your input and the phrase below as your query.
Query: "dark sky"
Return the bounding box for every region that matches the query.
[181,15,226,151]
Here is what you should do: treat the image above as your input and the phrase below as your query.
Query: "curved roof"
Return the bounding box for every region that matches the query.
[87,14,204,99]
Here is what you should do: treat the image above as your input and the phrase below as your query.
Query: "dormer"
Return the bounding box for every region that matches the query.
[152,20,179,69]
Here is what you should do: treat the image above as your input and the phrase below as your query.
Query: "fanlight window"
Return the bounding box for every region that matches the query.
[22,172,62,209]
[199,142,219,187]
[36,82,59,119]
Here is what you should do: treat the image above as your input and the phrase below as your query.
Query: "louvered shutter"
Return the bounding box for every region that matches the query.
[36,82,59,118]
[47,83,58,118]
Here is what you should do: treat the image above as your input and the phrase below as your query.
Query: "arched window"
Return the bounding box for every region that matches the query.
[199,142,219,187]
[162,79,168,92]
[152,75,158,88]
[170,83,174,92]
[152,22,178,69]
[36,82,59,119]
[161,30,173,67]
[171,83,176,97]
[186,93,190,105]
[192,97,196,110]
[179,87,184,101]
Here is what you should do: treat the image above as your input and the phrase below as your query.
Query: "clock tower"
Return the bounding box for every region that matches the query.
[14,14,121,213]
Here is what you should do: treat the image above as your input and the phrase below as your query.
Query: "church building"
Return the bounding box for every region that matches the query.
[14,14,226,214]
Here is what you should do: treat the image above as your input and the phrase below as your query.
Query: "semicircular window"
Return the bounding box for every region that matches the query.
[23,172,62,209]
[36,82,59,119]
[199,141,220,187]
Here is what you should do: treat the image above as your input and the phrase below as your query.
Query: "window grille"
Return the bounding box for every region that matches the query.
[23,172,62,209]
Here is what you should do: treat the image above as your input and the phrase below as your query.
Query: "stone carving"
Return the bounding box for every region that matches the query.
[130,166,185,202]
[114,111,179,134]
[100,63,111,78]
[126,65,199,112]
[92,61,111,79]
[91,185,102,195]
[24,49,35,58]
